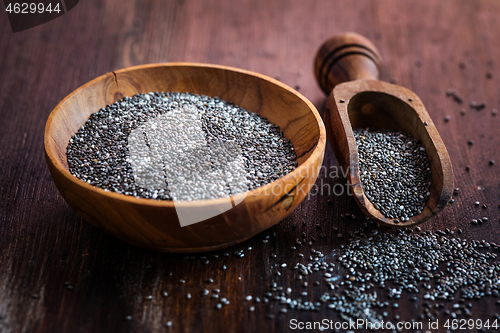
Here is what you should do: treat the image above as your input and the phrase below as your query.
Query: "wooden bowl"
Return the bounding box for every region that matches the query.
[44,63,326,252]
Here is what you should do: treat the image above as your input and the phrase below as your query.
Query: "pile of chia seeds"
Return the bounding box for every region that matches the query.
[66,92,297,201]
[149,222,500,330]
[354,129,432,221]
[257,225,500,326]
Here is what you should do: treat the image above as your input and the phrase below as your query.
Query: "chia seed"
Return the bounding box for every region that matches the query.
[446,90,463,104]
[67,92,297,201]
[354,129,432,220]
[263,227,500,324]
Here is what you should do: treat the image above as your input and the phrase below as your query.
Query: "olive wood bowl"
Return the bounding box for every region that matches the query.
[45,63,326,252]
[314,33,453,227]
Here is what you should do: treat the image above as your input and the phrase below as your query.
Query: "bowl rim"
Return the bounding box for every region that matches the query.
[44,62,326,208]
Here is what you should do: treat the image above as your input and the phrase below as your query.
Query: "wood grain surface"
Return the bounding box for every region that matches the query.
[1,0,500,332]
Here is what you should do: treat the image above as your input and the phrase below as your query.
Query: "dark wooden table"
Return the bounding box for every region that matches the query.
[1,0,500,332]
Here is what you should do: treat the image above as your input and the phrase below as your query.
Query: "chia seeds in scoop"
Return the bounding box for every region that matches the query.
[66,92,297,201]
[354,129,432,221]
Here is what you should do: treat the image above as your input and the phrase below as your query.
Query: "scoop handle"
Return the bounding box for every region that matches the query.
[314,32,382,95]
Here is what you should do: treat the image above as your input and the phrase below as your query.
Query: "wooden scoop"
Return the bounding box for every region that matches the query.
[314,32,453,227]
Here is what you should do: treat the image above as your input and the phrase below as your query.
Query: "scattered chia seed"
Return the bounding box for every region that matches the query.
[446,90,463,104]
[470,102,486,111]
[67,92,297,201]
[181,222,488,327]
[354,129,431,221]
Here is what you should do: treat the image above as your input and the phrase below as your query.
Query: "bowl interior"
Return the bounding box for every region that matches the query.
[45,63,323,203]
